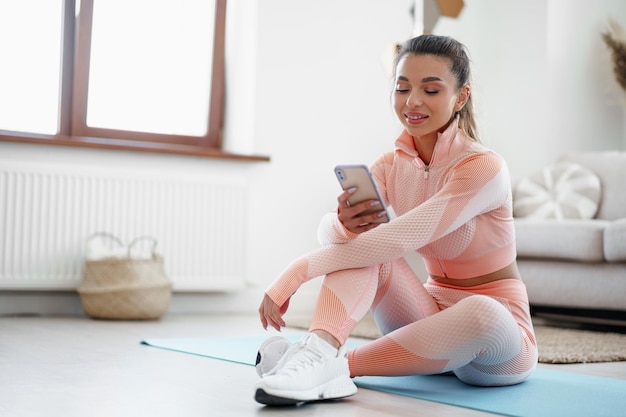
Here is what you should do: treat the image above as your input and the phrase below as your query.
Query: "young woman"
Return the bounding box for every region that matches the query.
[254,34,538,406]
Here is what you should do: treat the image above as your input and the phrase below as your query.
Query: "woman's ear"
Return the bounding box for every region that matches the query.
[455,85,470,112]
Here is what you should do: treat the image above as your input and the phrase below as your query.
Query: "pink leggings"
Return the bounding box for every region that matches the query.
[309,258,538,386]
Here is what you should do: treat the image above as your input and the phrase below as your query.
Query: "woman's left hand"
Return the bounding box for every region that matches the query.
[259,294,290,331]
[337,188,385,234]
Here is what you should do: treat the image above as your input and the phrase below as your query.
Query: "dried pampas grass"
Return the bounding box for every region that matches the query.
[602,18,626,93]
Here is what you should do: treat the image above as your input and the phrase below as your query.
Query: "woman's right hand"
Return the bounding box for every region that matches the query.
[337,188,386,234]
[259,293,290,331]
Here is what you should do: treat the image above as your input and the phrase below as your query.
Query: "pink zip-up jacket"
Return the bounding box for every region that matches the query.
[266,120,516,307]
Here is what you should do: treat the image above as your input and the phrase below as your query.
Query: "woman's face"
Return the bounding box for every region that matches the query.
[392,53,468,141]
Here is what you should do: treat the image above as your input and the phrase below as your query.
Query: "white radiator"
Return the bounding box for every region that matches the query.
[0,163,247,291]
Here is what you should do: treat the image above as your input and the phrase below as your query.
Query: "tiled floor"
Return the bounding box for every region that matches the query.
[1,313,625,417]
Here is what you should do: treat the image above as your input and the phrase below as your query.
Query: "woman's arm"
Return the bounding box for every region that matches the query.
[267,152,511,306]
[316,211,359,246]
[310,153,510,272]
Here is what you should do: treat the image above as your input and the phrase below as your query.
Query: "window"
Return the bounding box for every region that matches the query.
[0,0,266,161]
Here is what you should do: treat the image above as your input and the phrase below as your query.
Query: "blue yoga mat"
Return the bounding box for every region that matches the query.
[141,336,626,417]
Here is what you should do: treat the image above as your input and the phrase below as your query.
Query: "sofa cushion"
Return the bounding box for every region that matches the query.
[513,161,601,220]
[605,218,626,262]
[561,152,626,220]
[515,219,609,262]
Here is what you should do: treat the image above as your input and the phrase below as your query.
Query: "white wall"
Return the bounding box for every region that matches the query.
[545,0,626,156]
[2,0,626,315]
[433,0,626,179]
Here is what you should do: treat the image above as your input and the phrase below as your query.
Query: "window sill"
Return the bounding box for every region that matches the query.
[0,132,270,162]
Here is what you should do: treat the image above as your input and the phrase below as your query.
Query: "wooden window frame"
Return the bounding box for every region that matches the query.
[0,0,268,162]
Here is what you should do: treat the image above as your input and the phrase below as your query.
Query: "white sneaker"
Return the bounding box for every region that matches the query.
[255,336,293,377]
[254,333,357,406]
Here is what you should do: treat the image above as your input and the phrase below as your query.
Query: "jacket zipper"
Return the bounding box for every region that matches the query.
[421,162,445,276]
[422,163,430,203]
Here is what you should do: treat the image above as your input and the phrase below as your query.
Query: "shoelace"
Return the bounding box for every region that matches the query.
[278,337,325,375]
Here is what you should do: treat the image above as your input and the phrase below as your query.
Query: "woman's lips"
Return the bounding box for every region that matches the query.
[405,113,428,125]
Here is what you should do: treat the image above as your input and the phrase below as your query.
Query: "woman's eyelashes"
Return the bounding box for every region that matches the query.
[394,83,410,93]
[394,88,440,95]
[394,80,440,95]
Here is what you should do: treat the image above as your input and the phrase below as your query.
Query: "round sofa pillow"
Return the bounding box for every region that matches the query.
[513,161,602,220]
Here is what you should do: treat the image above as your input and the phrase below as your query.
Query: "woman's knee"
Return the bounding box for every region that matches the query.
[456,295,509,321]
[452,295,520,349]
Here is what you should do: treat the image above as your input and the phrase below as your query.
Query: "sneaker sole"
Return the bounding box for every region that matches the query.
[254,376,357,406]
[255,389,301,406]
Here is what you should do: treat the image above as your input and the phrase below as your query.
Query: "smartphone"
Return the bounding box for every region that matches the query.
[334,164,389,223]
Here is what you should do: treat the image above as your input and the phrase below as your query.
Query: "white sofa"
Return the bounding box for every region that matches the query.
[513,151,626,317]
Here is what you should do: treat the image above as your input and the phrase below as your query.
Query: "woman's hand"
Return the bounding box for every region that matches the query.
[337,187,386,234]
[259,294,290,331]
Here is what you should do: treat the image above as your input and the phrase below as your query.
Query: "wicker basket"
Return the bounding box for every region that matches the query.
[78,233,172,320]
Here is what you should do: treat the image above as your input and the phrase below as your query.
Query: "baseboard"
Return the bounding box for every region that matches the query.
[0,289,274,317]
[531,305,626,333]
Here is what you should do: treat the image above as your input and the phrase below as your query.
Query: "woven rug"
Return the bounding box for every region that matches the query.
[286,315,626,364]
